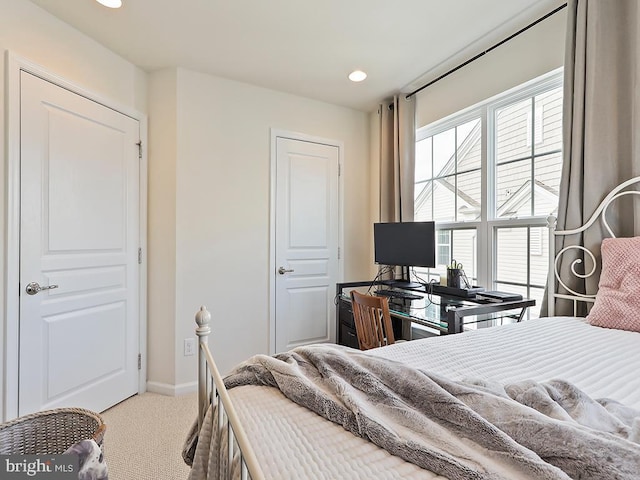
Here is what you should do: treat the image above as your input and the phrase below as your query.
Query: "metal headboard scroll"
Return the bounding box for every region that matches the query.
[547,175,640,316]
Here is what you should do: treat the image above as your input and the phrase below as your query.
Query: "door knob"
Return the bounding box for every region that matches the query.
[25,282,59,296]
[278,267,294,275]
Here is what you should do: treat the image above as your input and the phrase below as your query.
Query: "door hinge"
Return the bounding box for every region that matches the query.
[138,354,142,370]
[338,247,341,260]
[136,141,142,159]
[138,248,142,264]
[338,163,341,177]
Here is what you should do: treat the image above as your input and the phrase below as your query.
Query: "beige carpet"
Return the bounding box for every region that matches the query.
[101,392,197,480]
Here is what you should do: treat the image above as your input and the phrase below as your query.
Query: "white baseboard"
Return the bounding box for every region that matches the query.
[146,380,197,396]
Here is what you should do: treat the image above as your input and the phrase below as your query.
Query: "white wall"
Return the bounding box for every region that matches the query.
[146,68,371,383]
[0,0,147,421]
[147,70,178,387]
[416,8,566,128]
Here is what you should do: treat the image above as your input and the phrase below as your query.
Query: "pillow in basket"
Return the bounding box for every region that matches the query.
[587,236,640,332]
[64,439,108,480]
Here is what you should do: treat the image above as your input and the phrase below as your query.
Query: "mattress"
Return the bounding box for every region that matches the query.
[229,317,640,479]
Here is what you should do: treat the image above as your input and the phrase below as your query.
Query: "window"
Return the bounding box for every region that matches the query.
[415,118,482,223]
[414,71,563,318]
[436,230,450,266]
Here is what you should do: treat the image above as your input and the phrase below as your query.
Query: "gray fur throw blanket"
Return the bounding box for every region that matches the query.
[185,344,640,480]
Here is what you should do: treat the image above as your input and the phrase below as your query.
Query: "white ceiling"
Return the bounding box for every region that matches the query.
[28,0,562,112]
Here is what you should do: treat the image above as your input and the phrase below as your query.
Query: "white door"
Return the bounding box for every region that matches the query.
[275,137,340,353]
[19,71,140,415]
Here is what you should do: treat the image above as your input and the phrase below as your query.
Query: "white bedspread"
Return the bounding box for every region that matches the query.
[369,317,640,408]
[227,317,640,479]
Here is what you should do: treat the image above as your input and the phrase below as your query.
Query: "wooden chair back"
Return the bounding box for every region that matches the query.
[350,290,395,350]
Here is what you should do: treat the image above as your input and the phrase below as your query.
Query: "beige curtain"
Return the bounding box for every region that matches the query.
[379,94,416,223]
[544,0,640,316]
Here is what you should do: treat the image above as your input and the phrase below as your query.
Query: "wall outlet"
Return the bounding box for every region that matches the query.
[184,338,196,356]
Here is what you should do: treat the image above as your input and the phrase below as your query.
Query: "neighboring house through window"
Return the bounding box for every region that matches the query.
[414,70,563,318]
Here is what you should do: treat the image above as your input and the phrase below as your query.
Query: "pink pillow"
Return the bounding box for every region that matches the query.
[587,236,640,332]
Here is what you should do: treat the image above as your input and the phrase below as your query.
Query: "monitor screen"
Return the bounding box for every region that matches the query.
[374,222,436,268]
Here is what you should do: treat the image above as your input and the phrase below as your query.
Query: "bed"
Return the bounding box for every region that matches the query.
[183,177,640,480]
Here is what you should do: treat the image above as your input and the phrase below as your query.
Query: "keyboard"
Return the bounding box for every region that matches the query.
[375,289,423,300]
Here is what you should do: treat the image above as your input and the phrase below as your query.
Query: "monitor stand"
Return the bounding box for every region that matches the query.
[387,280,422,289]
[387,266,422,290]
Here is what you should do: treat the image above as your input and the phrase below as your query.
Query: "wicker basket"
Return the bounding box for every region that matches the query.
[0,408,106,455]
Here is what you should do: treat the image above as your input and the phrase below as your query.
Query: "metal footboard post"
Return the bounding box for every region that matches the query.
[195,306,211,432]
[194,306,266,480]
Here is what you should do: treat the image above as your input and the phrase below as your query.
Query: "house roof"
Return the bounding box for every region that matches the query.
[497,179,559,218]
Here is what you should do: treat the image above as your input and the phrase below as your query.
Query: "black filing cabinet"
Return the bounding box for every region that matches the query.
[338,297,360,349]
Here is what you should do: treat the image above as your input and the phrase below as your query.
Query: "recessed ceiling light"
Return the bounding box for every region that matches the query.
[348,70,367,82]
[96,0,122,8]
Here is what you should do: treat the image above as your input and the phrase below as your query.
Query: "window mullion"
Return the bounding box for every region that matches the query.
[430,138,435,221]
[478,105,491,290]
[454,127,458,222]
[530,97,535,217]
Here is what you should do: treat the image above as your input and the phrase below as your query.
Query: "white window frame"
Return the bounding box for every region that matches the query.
[415,68,563,293]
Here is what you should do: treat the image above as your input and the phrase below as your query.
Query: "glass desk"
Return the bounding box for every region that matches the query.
[336,281,536,347]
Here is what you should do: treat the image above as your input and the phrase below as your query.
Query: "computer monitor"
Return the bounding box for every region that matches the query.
[374,221,436,287]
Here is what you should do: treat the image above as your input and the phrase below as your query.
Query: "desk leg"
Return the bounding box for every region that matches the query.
[401,320,412,341]
[335,284,342,345]
[516,307,527,323]
[447,310,463,334]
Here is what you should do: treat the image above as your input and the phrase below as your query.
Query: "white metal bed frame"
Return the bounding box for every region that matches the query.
[546,175,640,316]
[194,175,640,480]
[195,307,266,480]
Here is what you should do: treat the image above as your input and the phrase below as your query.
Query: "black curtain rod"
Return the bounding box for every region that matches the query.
[405,2,568,99]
